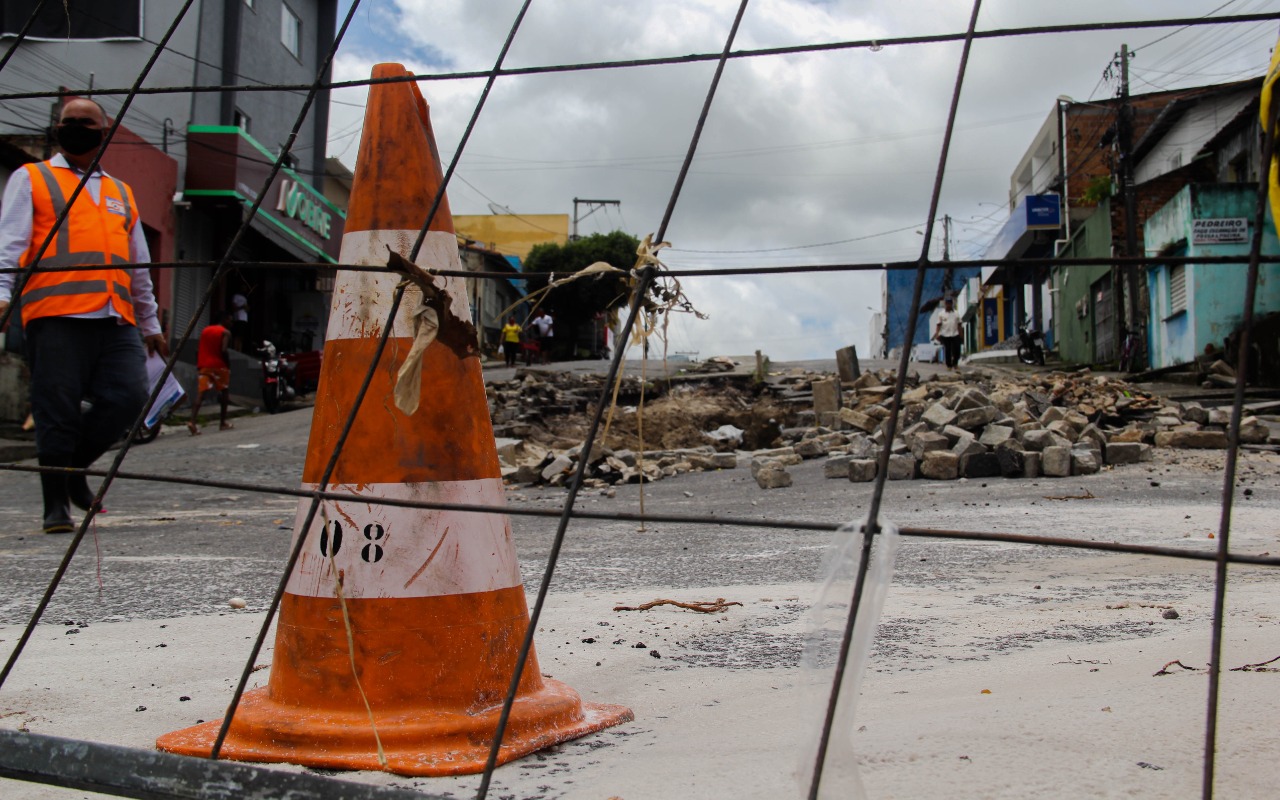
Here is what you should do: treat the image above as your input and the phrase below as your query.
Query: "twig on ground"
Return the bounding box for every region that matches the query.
[1230,655,1280,672]
[1055,656,1112,665]
[1044,489,1096,501]
[614,597,743,613]
[1153,659,1200,676]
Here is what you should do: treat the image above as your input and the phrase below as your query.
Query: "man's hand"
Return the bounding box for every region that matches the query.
[144,333,169,358]
[0,300,9,323]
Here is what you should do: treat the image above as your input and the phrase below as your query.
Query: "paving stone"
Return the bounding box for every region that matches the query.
[839,407,878,433]
[978,424,1014,447]
[961,451,1001,479]
[995,444,1025,478]
[1071,450,1100,475]
[754,464,792,489]
[812,378,842,415]
[921,402,957,429]
[1163,430,1229,449]
[910,430,950,460]
[920,450,959,480]
[1022,429,1055,451]
[1104,441,1142,465]
[795,438,829,459]
[1041,445,1071,477]
[1022,451,1041,479]
[848,458,878,482]
[952,436,986,460]
[887,453,917,480]
[823,454,853,479]
[941,424,972,445]
[954,405,997,430]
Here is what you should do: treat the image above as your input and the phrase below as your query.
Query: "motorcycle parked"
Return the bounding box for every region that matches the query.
[1017,320,1046,366]
[258,340,298,414]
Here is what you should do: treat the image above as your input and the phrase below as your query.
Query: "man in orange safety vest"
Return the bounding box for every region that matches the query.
[0,98,168,533]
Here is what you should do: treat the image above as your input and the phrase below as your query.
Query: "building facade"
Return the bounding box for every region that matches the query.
[0,0,341,368]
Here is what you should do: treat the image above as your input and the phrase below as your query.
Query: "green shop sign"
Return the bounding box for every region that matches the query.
[276,180,333,239]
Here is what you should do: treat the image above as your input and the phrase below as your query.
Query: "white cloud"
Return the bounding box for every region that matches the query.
[331,0,1280,359]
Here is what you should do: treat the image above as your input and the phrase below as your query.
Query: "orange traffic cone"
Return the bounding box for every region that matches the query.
[157,64,632,775]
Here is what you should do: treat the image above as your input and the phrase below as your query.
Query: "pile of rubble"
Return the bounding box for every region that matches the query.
[753,367,1274,487]
[488,363,1276,491]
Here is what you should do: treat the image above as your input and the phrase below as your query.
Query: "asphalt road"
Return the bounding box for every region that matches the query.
[3,375,1280,799]
[1,394,1274,632]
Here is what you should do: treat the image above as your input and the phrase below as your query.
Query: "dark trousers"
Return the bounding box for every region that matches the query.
[26,317,148,466]
[940,335,962,368]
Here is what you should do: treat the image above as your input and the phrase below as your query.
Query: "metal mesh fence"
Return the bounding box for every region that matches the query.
[0,2,1277,798]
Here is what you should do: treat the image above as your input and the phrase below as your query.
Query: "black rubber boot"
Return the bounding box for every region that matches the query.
[69,445,104,511]
[67,471,96,512]
[39,459,74,534]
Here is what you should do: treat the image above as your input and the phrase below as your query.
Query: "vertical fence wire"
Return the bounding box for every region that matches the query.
[475,3,753,796]
[1200,78,1279,800]
[807,2,983,796]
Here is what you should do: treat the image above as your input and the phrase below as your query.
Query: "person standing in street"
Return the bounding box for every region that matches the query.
[933,296,963,370]
[189,313,233,435]
[532,309,554,363]
[501,315,521,367]
[0,98,167,533]
[230,290,249,352]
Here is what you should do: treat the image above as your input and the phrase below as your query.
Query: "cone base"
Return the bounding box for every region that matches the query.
[156,679,632,777]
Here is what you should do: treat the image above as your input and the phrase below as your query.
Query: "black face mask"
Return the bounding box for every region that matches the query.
[55,123,103,156]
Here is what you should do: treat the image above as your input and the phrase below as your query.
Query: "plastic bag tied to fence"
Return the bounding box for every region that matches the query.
[796,515,901,799]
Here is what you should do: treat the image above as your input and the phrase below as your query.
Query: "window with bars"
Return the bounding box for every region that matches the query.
[1169,263,1187,315]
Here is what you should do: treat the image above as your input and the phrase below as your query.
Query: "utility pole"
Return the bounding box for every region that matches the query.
[941,214,954,299]
[1115,43,1142,367]
[572,198,621,240]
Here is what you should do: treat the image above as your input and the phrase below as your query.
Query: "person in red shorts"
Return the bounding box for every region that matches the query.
[189,312,233,435]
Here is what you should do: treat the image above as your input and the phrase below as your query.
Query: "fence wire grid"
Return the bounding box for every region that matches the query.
[0,1,1276,799]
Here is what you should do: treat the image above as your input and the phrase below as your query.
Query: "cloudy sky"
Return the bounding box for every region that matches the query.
[327,0,1280,360]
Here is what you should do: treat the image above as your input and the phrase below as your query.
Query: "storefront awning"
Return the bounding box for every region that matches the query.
[183,126,345,264]
[980,194,1061,286]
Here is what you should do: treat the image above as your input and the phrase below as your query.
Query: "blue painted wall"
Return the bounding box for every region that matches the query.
[1143,183,1280,368]
[885,266,982,351]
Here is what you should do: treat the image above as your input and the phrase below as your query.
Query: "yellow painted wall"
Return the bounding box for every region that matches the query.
[454,214,569,260]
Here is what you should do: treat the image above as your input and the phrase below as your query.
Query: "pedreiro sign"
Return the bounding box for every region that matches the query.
[276,180,333,240]
[1191,218,1247,244]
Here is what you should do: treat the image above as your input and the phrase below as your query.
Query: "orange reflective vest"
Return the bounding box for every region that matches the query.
[19,161,138,326]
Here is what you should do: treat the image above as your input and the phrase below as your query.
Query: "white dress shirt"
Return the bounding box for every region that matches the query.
[0,154,161,336]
